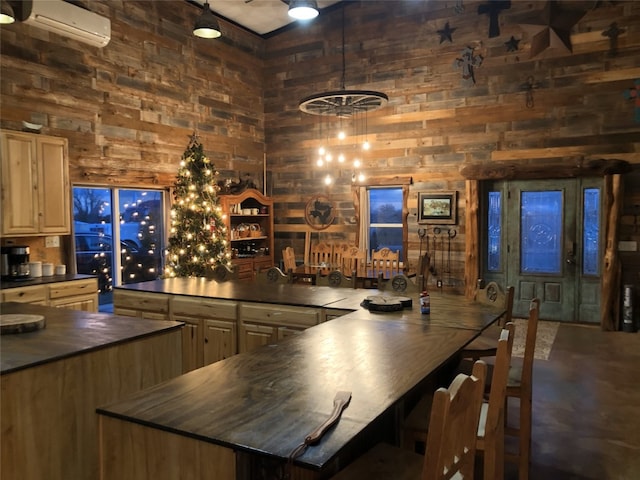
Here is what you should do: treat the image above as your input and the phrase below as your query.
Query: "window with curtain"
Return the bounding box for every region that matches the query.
[361,186,405,261]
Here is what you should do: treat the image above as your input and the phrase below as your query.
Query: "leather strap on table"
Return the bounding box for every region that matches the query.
[284,391,352,479]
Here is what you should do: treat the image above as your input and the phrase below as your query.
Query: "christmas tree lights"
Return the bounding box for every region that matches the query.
[165,134,231,278]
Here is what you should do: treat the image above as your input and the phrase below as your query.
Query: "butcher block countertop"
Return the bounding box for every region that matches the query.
[0,302,182,375]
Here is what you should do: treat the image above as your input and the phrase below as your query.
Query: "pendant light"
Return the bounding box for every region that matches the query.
[299,4,387,184]
[193,1,221,39]
[0,1,16,25]
[288,0,319,21]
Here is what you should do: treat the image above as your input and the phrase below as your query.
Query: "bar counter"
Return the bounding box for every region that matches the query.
[100,279,504,480]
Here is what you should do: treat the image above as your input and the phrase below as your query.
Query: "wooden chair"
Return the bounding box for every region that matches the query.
[403,324,515,480]
[255,266,290,284]
[371,247,400,279]
[461,282,515,360]
[341,246,366,277]
[282,246,297,273]
[315,270,356,288]
[504,298,540,480]
[332,242,351,270]
[331,360,487,480]
[309,242,333,267]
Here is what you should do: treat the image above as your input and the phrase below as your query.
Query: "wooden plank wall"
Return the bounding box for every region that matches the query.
[265,1,640,291]
[1,1,639,294]
[0,0,266,188]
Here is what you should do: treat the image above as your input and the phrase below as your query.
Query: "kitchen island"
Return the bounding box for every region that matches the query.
[100,279,504,479]
[0,302,183,480]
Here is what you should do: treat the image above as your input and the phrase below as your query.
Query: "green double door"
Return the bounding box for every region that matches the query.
[483,178,602,323]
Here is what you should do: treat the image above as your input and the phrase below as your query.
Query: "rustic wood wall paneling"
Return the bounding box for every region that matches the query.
[265,0,640,294]
[0,0,266,188]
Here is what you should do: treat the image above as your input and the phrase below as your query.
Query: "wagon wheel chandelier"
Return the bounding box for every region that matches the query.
[298,4,387,185]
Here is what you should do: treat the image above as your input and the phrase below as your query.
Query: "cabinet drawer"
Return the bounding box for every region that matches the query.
[48,279,97,299]
[172,297,237,320]
[2,285,47,303]
[240,303,320,327]
[114,290,170,314]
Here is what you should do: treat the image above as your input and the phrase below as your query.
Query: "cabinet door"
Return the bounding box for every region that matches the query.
[238,323,277,353]
[175,316,203,373]
[1,131,38,234]
[203,319,237,365]
[37,137,70,233]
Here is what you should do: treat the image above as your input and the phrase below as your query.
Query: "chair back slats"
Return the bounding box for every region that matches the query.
[310,242,333,266]
[341,246,366,277]
[371,248,400,278]
[422,360,487,480]
[520,298,540,392]
[332,243,351,269]
[478,322,514,480]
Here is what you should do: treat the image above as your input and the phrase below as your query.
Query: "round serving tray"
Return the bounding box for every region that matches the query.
[0,314,46,334]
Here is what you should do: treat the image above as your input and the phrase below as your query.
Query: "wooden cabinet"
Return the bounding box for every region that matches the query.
[113,290,171,320]
[48,279,98,312]
[1,278,98,311]
[220,189,274,281]
[1,130,70,236]
[172,296,238,373]
[238,303,320,353]
[2,285,47,305]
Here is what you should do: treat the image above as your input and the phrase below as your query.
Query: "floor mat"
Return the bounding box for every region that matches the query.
[511,318,559,361]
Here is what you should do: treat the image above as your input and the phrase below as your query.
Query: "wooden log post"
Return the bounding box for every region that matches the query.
[601,174,624,331]
[464,180,480,299]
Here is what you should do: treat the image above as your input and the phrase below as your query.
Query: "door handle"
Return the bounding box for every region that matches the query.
[566,241,577,265]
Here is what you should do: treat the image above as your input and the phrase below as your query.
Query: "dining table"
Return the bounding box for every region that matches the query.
[97,283,504,480]
[292,263,415,286]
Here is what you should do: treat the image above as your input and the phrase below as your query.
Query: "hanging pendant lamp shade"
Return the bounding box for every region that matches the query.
[0,0,16,25]
[193,1,221,39]
[288,0,319,21]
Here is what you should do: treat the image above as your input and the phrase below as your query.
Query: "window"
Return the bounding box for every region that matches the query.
[73,187,165,304]
[366,187,404,260]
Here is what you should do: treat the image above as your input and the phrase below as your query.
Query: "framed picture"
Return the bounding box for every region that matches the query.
[418,191,457,225]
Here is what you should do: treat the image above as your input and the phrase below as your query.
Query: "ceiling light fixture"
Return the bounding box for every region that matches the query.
[288,0,319,21]
[0,0,16,24]
[299,4,387,184]
[193,1,221,39]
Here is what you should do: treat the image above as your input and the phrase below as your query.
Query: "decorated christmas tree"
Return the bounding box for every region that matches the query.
[165,134,231,277]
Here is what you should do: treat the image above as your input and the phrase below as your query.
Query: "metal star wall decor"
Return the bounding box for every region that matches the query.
[518,1,586,58]
[437,22,456,44]
[505,35,520,52]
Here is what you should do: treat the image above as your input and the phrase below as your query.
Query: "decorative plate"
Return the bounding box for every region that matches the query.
[304,195,335,231]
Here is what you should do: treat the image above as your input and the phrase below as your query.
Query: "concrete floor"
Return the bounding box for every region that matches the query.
[505,323,640,480]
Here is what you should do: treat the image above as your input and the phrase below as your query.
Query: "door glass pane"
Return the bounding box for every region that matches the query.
[118,190,163,285]
[520,190,562,274]
[369,188,403,259]
[73,187,114,299]
[582,188,600,275]
[487,191,502,272]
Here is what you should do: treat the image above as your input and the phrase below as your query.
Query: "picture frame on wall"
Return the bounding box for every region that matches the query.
[418,191,457,225]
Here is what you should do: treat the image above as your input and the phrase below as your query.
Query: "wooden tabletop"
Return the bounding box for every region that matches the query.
[97,317,479,471]
[0,302,182,375]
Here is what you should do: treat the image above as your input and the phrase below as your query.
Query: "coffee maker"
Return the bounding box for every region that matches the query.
[1,246,31,280]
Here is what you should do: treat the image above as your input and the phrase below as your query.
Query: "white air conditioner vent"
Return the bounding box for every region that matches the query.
[18,0,111,48]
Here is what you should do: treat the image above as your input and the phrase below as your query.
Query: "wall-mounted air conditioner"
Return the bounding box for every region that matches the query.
[18,0,111,48]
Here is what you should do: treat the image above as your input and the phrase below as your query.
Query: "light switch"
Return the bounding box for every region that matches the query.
[45,236,60,248]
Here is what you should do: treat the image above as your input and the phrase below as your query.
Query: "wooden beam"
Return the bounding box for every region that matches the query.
[601,174,624,331]
[460,158,631,180]
[464,180,479,299]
